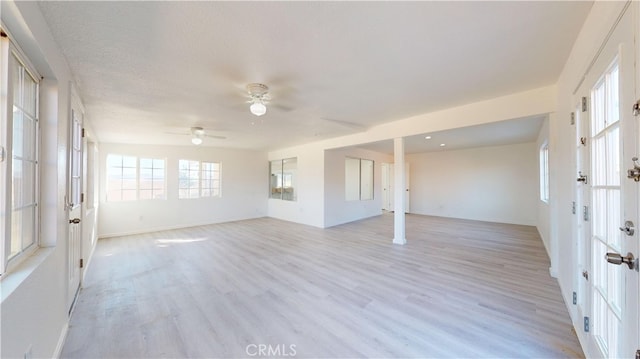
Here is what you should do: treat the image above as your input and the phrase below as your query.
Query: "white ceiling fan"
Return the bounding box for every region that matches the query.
[166,127,226,145]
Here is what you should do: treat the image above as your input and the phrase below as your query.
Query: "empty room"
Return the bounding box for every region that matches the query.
[1,1,639,358]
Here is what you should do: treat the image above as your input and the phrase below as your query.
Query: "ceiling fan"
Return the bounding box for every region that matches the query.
[166,127,226,145]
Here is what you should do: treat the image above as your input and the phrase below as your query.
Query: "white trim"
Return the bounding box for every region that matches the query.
[0,24,41,82]
[98,215,266,239]
[53,321,69,359]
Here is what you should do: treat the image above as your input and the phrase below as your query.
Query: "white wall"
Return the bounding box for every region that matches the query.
[324,147,392,227]
[536,118,551,256]
[98,143,267,237]
[1,1,93,358]
[407,142,538,226]
[267,144,325,228]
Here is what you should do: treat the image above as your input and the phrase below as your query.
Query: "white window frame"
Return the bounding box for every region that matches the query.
[539,143,549,203]
[1,33,42,275]
[106,154,167,202]
[139,158,166,200]
[345,157,374,201]
[178,159,222,199]
[201,161,222,198]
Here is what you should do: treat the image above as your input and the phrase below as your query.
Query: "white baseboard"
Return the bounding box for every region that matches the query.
[53,321,69,358]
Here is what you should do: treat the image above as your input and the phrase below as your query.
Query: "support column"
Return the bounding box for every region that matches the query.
[393,137,406,245]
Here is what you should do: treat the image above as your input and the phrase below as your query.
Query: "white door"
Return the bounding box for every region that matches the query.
[576,4,638,357]
[389,163,410,213]
[67,101,83,312]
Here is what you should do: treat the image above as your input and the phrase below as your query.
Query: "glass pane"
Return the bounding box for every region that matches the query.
[282,158,297,201]
[122,167,136,180]
[360,159,374,200]
[591,80,605,136]
[23,70,37,117]
[122,179,137,190]
[140,168,152,181]
[607,65,619,126]
[12,109,23,158]
[22,207,35,250]
[123,156,137,168]
[12,158,24,208]
[107,154,123,167]
[11,55,20,106]
[606,126,619,186]
[10,210,22,258]
[270,160,282,199]
[607,189,621,250]
[140,158,152,168]
[189,189,199,198]
[23,162,35,205]
[592,188,606,240]
[591,136,605,185]
[23,116,35,160]
[345,158,360,201]
[153,159,164,169]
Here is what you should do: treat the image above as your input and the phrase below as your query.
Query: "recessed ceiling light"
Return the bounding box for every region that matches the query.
[425,136,432,140]
[440,143,446,147]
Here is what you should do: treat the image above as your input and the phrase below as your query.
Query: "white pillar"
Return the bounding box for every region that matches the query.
[393,137,406,245]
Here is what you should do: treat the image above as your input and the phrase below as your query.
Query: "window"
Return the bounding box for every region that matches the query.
[139,158,166,200]
[540,143,549,202]
[107,155,137,201]
[178,160,221,199]
[106,155,166,201]
[201,162,221,197]
[1,36,41,272]
[345,157,374,201]
[270,158,297,201]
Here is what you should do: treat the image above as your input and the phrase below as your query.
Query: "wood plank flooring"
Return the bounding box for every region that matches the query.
[61,214,584,358]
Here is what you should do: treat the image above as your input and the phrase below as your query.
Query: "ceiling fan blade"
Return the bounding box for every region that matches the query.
[321,118,368,130]
[205,134,227,140]
[271,103,294,112]
[164,131,190,136]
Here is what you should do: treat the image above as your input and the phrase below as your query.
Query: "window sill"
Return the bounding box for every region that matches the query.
[1,247,54,302]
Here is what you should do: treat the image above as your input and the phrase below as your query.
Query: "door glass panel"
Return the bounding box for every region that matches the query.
[590,60,622,358]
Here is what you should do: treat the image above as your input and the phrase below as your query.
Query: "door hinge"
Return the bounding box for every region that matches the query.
[633,100,640,116]
[584,316,590,332]
[583,206,589,221]
[570,112,575,125]
[81,193,84,203]
[572,291,577,305]
[80,258,84,268]
[0,146,5,162]
[582,97,588,112]
[81,128,86,138]
[572,201,576,215]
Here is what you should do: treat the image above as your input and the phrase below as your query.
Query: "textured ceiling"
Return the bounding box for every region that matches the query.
[37,1,592,150]
[357,115,545,155]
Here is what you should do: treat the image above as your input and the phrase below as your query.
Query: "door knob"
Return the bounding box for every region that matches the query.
[576,171,588,184]
[605,252,636,270]
[69,218,81,224]
[619,220,635,236]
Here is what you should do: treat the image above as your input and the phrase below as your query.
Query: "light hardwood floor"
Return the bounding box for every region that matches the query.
[61,214,584,358]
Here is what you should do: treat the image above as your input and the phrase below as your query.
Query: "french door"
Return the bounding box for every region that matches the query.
[576,4,639,357]
[67,91,84,312]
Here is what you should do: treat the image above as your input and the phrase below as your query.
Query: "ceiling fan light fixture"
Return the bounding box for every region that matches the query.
[247,83,269,117]
[250,101,267,116]
[191,136,203,145]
